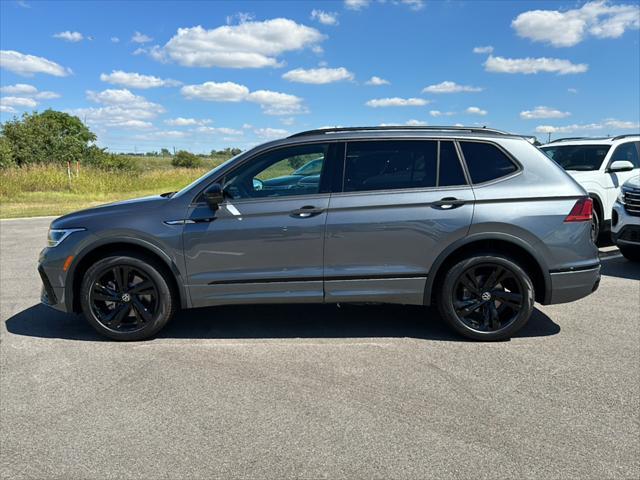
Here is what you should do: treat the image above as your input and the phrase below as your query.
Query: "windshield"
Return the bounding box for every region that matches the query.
[173,153,244,198]
[540,145,610,171]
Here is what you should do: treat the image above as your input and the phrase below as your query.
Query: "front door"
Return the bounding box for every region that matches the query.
[183,143,335,307]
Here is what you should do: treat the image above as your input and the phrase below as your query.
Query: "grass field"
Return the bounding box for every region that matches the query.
[0,155,229,219]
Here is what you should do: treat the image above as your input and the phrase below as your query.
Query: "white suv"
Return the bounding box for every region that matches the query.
[612,175,640,261]
[540,135,640,242]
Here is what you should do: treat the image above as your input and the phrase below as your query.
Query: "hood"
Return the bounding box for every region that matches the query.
[52,194,168,229]
[623,174,640,190]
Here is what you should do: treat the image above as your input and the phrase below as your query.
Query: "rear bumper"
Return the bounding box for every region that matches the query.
[547,265,601,305]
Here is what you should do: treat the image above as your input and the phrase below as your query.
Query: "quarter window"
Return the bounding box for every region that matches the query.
[459,141,518,184]
[344,141,438,192]
[222,144,328,200]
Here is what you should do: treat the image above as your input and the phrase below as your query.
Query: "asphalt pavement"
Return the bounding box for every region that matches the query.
[1,216,638,479]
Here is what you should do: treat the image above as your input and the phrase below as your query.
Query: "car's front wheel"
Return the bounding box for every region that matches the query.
[437,254,535,341]
[619,245,640,262]
[80,253,177,341]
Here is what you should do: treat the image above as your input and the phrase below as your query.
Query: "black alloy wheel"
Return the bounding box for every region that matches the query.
[437,254,535,341]
[80,254,176,341]
[89,264,158,332]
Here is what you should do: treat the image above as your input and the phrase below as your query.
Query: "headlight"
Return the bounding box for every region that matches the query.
[47,228,85,247]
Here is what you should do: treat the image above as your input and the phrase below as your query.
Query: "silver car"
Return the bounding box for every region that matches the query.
[38,126,601,341]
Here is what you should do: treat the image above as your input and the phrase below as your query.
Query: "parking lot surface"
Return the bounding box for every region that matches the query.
[1,217,639,479]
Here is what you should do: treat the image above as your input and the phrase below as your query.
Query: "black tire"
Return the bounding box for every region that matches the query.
[80,253,177,341]
[436,254,535,341]
[591,206,600,245]
[619,245,640,262]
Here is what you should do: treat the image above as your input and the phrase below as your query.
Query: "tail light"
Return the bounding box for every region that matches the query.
[565,197,593,222]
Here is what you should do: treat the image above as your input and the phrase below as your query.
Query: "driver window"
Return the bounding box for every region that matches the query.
[223,144,328,200]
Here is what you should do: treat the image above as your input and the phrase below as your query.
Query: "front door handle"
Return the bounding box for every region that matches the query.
[290,205,324,218]
[431,197,465,209]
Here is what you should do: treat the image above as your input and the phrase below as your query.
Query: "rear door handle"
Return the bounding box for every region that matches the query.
[431,197,465,209]
[290,205,324,218]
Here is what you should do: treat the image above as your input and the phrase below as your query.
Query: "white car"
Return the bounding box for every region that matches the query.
[540,135,640,242]
[612,174,640,261]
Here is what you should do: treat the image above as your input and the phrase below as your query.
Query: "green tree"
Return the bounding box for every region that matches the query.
[160,148,171,157]
[1,110,96,167]
[0,136,14,168]
[171,150,202,168]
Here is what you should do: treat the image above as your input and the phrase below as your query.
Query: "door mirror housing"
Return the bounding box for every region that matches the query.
[202,183,224,210]
[609,160,635,172]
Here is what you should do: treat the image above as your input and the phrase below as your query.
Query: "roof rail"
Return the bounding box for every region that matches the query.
[547,137,594,143]
[288,125,511,138]
[611,133,640,141]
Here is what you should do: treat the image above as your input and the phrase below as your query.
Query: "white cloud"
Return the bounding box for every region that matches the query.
[465,106,487,116]
[473,45,494,54]
[311,9,339,25]
[512,1,640,47]
[131,31,153,43]
[254,127,289,139]
[197,126,243,136]
[0,83,59,99]
[405,119,427,126]
[181,81,307,115]
[148,19,325,69]
[399,0,425,11]
[520,106,571,120]
[535,118,640,134]
[568,88,578,94]
[365,76,390,86]
[366,97,428,107]
[0,83,37,95]
[100,70,181,89]
[111,37,120,43]
[422,81,482,93]
[53,31,84,42]
[429,110,455,117]
[0,50,72,77]
[0,96,37,108]
[0,105,17,114]
[71,88,164,130]
[282,67,354,84]
[484,55,588,75]
[345,0,370,10]
[181,81,250,102]
[165,117,212,126]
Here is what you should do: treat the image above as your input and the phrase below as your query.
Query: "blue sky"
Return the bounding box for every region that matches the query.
[1,0,639,153]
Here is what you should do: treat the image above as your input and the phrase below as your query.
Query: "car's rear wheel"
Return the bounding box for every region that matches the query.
[437,254,535,341]
[591,206,600,244]
[619,245,640,262]
[80,253,177,341]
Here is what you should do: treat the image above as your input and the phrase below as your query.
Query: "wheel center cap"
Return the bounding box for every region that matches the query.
[121,293,131,302]
[481,292,492,301]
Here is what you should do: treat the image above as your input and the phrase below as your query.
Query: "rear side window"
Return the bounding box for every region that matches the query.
[344,141,437,192]
[439,141,467,187]
[459,141,518,184]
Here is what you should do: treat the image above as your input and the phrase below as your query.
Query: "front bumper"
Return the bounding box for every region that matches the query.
[548,265,601,304]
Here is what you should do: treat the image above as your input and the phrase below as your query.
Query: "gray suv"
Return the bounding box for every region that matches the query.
[38,126,601,341]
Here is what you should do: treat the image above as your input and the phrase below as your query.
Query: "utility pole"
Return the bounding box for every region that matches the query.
[547,132,551,143]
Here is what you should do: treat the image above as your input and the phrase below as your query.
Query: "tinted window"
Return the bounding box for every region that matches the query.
[460,141,518,183]
[344,141,437,192]
[611,142,640,168]
[223,144,327,199]
[439,141,467,186]
[540,145,610,171]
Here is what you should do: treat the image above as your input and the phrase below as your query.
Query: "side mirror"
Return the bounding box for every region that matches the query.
[202,183,224,210]
[609,160,635,172]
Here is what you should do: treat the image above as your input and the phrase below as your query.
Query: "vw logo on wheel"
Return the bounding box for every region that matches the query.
[121,293,131,303]
[481,292,492,301]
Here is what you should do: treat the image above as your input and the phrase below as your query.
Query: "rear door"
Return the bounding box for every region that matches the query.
[323,139,474,305]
